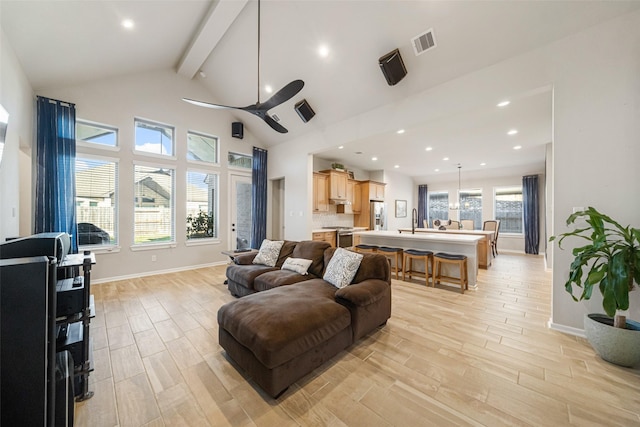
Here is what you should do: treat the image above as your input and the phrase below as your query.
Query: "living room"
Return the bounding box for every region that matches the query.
[1,1,640,425]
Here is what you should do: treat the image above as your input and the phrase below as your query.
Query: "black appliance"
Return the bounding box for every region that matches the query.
[323,226,354,248]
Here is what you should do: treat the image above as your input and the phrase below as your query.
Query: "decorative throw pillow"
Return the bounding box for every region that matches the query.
[433,219,441,228]
[281,257,313,275]
[323,248,363,288]
[252,239,285,267]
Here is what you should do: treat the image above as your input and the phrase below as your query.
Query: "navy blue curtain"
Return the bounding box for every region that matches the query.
[522,175,539,254]
[35,96,78,253]
[251,147,268,248]
[417,184,428,228]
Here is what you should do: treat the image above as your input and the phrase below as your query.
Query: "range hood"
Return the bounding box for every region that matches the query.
[330,199,351,205]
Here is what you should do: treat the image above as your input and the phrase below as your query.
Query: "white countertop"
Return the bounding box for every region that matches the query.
[354,229,483,245]
[397,228,495,237]
[312,227,368,233]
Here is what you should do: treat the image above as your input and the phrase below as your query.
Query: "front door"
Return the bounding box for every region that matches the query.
[230,174,252,250]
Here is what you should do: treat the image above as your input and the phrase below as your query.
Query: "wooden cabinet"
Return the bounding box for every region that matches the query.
[349,180,362,213]
[312,231,336,247]
[313,173,329,212]
[354,180,386,227]
[321,170,348,201]
[369,182,385,201]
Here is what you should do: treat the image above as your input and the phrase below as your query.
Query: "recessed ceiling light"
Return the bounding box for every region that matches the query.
[480,162,486,166]
[434,168,440,172]
[265,85,273,94]
[121,19,135,29]
[497,100,510,107]
[338,145,344,149]
[394,165,399,168]
[425,147,433,151]
[372,157,378,161]
[508,129,518,135]
[396,129,405,134]
[318,45,330,58]
[443,157,449,161]
[513,145,522,150]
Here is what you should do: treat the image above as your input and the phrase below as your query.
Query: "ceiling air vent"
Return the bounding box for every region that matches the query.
[272,114,280,122]
[411,28,436,56]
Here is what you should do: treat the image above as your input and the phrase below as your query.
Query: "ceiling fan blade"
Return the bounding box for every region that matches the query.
[259,80,305,111]
[263,114,288,133]
[182,98,237,110]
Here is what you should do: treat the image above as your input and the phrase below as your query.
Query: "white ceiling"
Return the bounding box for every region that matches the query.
[2,0,639,179]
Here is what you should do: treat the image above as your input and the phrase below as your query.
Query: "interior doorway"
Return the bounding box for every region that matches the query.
[230,173,252,250]
[271,178,285,240]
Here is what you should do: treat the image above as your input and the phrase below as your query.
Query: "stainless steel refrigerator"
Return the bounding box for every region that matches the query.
[370,201,387,231]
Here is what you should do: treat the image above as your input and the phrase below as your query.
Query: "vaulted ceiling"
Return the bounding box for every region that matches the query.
[2,0,639,179]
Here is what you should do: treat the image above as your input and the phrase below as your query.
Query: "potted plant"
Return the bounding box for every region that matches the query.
[550,207,640,367]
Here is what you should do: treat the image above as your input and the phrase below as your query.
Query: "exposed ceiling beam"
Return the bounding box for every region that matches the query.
[177,0,249,79]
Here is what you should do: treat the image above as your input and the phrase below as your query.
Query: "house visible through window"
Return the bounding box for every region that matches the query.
[135,118,174,156]
[77,120,117,147]
[495,186,523,233]
[134,165,175,244]
[187,131,218,164]
[428,191,449,226]
[75,157,118,246]
[228,152,252,169]
[459,189,482,229]
[186,171,218,239]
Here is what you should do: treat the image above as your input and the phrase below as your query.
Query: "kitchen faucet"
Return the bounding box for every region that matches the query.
[412,208,418,234]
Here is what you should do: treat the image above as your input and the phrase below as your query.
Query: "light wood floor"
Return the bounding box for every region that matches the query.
[75,254,640,426]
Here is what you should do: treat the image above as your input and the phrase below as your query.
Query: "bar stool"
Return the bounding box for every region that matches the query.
[354,244,378,254]
[402,249,434,287]
[432,252,468,294]
[378,246,403,280]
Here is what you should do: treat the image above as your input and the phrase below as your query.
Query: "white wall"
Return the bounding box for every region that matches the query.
[36,69,263,281]
[0,29,34,242]
[383,169,415,231]
[270,10,640,330]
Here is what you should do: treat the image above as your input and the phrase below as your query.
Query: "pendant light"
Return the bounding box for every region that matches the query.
[449,164,462,210]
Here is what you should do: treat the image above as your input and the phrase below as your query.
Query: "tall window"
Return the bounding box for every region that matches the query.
[186,171,218,239]
[75,157,118,246]
[495,186,523,233]
[135,118,174,156]
[228,151,252,169]
[428,191,449,226]
[77,120,118,148]
[134,165,174,244]
[187,131,218,164]
[459,189,482,229]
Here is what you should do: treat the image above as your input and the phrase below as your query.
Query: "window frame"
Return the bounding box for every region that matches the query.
[187,130,220,166]
[133,117,176,160]
[459,188,483,230]
[427,190,449,226]
[186,168,220,245]
[132,161,176,248]
[75,153,120,251]
[76,119,119,151]
[494,185,524,235]
[227,151,253,170]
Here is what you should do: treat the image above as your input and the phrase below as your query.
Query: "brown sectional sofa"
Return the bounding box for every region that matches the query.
[218,240,391,397]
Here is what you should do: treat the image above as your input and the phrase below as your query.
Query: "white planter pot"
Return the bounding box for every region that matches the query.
[584,314,640,367]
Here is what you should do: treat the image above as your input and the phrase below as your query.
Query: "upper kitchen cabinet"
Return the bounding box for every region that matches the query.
[321,170,349,201]
[364,181,385,201]
[313,172,329,212]
[348,180,361,213]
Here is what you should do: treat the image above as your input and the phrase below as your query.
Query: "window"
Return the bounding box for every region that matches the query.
[186,171,219,239]
[187,131,218,164]
[76,157,118,246]
[495,186,523,234]
[228,151,252,169]
[428,191,449,226]
[459,189,482,229]
[134,165,174,244]
[77,120,118,147]
[135,118,174,156]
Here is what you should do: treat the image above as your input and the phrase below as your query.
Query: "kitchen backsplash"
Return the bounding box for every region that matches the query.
[312,211,354,229]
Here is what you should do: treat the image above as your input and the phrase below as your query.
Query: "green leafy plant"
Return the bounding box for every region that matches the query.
[187,210,214,239]
[550,207,640,328]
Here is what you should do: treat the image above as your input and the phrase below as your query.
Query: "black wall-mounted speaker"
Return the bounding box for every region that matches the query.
[294,99,315,123]
[232,122,243,139]
[378,48,407,86]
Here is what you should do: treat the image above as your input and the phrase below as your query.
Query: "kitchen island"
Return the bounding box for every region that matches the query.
[353,230,483,288]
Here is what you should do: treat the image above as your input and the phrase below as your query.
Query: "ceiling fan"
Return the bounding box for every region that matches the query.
[183,0,304,133]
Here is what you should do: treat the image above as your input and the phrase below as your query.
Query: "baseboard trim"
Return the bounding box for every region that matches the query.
[548,320,586,338]
[91,261,228,285]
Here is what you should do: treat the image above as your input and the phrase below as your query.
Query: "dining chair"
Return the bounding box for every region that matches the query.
[483,220,500,256]
[446,220,460,230]
[461,219,474,230]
